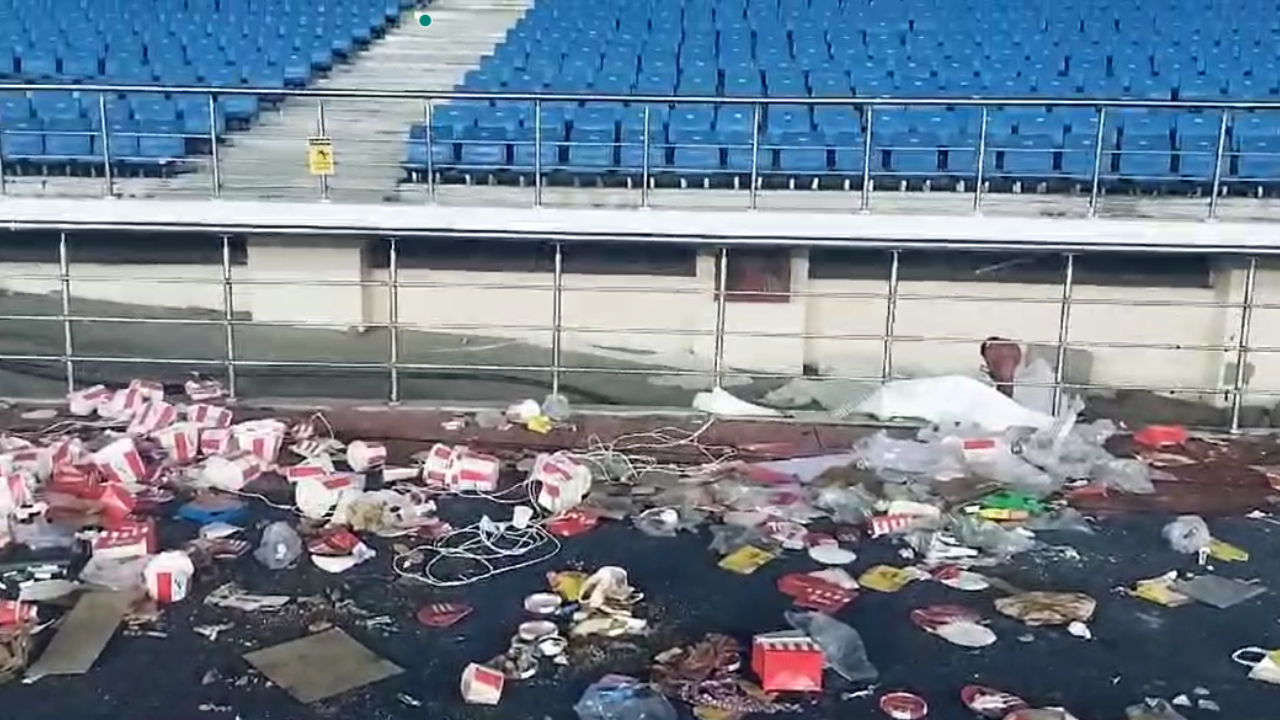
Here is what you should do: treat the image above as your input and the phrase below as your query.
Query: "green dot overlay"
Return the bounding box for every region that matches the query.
[418,13,432,26]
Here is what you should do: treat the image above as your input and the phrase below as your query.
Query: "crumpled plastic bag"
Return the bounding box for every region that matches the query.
[950,515,1037,557]
[1162,515,1211,554]
[1094,458,1155,494]
[574,674,677,720]
[784,610,879,683]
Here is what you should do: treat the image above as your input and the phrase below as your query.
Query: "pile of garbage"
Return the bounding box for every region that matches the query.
[0,368,1267,719]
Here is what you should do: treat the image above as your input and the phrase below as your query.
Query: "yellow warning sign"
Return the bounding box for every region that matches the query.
[307,136,334,176]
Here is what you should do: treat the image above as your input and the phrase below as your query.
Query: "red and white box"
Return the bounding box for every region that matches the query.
[102,380,164,421]
[90,438,147,485]
[285,459,332,482]
[944,436,1004,464]
[231,420,286,467]
[144,551,195,604]
[422,444,460,487]
[294,472,365,520]
[0,600,37,626]
[0,471,34,516]
[421,444,500,492]
[1,447,50,481]
[92,519,157,560]
[47,462,101,498]
[453,449,500,492]
[869,514,918,538]
[97,483,138,522]
[200,450,263,492]
[184,378,224,402]
[200,427,235,457]
[346,440,386,473]
[187,403,233,429]
[154,422,201,465]
[531,452,592,514]
[49,437,86,470]
[751,631,824,693]
[460,663,505,705]
[128,400,178,436]
[68,384,113,416]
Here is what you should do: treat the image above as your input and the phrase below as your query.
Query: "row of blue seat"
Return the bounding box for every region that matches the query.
[1,117,193,163]
[422,102,1280,143]
[400,130,1280,181]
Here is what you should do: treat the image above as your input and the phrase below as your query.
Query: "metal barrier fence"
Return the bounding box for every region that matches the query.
[4,83,1280,219]
[0,229,1275,432]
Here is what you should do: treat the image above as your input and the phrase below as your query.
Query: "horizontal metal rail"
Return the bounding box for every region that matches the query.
[0,82,1273,222]
[0,231,1274,432]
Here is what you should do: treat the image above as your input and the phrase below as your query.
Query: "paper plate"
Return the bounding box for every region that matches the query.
[808,543,857,565]
[959,685,1027,718]
[880,691,928,720]
[933,620,997,648]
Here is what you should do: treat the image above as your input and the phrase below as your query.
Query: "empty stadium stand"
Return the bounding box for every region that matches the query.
[0,0,412,175]
[402,0,1280,194]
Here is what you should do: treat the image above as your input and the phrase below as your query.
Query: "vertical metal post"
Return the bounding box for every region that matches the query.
[1088,106,1107,217]
[860,106,874,211]
[534,98,543,208]
[57,231,75,393]
[973,106,989,212]
[1052,253,1076,413]
[220,235,238,399]
[712,246,729,388]
[880,249,900,382]
[1229,255,1258,432]
[0,122,7,196]
[748,103,761,209]
[550,242,564,396]
[387,236,401,404]
[641,105,651,208]
[316,99,330,201]
[424,101,436,202]
[98,93,115,197]
[1208,108,1230,220]
[208,95,222,198]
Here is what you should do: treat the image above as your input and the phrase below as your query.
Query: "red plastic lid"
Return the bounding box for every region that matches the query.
[1133,424,1188,448]
[416,602,473,628]
[960,685,1028,718]
[880,692,928,720]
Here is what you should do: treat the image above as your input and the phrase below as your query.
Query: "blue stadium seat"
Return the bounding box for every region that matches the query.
[568,127,615,169]
[2,0,401,174]
[44,116,97,164]
[1,117,44,160]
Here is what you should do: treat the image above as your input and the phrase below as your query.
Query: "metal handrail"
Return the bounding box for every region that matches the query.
[0,82,1273,221]
[3,82,1280,110]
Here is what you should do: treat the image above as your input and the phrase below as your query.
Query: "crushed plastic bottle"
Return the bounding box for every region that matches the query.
[542,393,573,421]
[474,409,506,429]
[574,674,677,720]
[254,521,302,569]
[1162,515,1211,554]
[784,610,879,683]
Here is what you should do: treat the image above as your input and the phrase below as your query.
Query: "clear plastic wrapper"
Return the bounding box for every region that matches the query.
[784,610,879,683]
[574,674,677,720]
[1094,458,1155,494]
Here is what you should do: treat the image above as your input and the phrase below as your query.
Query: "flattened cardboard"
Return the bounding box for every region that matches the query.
[25,591,134,680]
[243,628,402,703]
